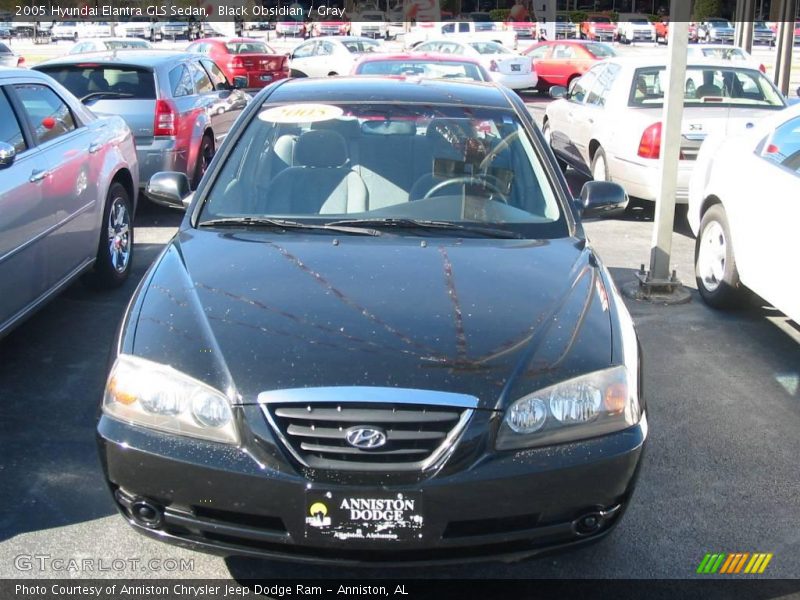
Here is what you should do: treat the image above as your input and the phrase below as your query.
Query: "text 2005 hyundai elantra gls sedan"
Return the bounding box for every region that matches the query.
[97,77,646,565]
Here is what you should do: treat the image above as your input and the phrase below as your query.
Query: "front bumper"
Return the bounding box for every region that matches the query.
[98,408,646,565]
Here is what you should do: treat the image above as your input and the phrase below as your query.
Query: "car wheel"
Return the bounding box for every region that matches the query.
[327,71,338,76]
[192,134,215,190]
[591,146,609,182]
[86,182,133,289]
[695,204,743,308]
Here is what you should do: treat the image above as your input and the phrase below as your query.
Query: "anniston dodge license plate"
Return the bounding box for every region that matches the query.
[304,490,424,542]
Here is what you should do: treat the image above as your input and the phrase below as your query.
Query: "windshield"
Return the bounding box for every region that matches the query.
[200,102,566,237]
[699,47,746,60]
[630,66,785,108]
[226,41,272,54]
[585,42,616,58]
[358,60,486,81]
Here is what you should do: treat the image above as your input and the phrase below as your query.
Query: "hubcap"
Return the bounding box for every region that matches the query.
[107,198,131,273]
[697,220,726,292]
[593,155,607,181]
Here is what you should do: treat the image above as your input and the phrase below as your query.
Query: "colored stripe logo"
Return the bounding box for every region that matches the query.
[697,553,773,574]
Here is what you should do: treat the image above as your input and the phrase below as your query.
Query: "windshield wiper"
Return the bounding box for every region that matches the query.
[80,91,134,103]
[328,218,524,239]
[198,217,382,236]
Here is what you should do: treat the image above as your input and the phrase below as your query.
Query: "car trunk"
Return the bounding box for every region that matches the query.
[32,64,158,144]
[495,55,531,75]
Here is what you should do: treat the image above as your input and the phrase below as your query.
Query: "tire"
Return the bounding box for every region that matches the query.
[86,182,133,289]
[191,134,214,190]
[591,146,609,182]
[542,121,567,172]
[695,204,744,308]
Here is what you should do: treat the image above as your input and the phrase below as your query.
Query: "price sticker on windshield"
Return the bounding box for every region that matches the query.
[259,104,344,123]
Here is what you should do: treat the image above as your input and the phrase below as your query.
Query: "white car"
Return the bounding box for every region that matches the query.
[69,38,152,54]
[351,12,389,39]
[289,37,382,77]
[616,15,656,44]
[686,45,766,74]
[688,103,800,321]
[414,40,536,90]
[51,21,112,42]
[543,57,787,204]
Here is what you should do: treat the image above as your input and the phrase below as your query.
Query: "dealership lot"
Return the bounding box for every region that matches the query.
[1,31,799,579]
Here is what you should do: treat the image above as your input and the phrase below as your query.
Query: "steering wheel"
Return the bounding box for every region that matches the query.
[422,175,509,203]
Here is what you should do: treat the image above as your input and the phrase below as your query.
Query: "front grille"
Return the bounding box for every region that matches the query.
[263,401,472,472]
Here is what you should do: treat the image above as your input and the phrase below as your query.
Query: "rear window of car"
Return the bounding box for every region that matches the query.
[584,42,616,58]
[36,65,156,101]
[226,42,272,54]
[469,41,510,55]
[629,66,786,109]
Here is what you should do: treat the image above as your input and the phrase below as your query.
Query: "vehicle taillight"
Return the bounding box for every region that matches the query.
[759,63,766,73]
[489,60,499,72]
[765,143,780,154]
[638,122,662,159]
[227,56,244,70]
[154,99,178,137]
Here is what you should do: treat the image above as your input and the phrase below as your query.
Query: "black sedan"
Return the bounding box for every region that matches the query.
[97,77,646,564]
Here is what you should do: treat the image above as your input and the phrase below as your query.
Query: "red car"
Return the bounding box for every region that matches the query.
[654,18,669,44]
[580,15,617,42]
[351,52,491,82]
[187,37,289,89]
[523,40,616,92]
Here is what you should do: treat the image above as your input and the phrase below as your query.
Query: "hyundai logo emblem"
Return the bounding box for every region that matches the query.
[345,426,387,450]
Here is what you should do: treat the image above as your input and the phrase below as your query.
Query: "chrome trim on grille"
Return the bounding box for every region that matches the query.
[257,387,479,409]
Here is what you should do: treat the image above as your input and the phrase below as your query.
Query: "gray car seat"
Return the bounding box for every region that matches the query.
[263,129,368,215]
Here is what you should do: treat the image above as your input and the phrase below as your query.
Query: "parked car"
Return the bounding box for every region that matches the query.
[689,102,800,322]
[0,41,24,67]
[156,22,194,41]
[523,40,615,93]
[310,17,350,37]
[97,76,645,564]
[350,11,390,39]
[275,20,306,38]
[505,19,537,40]
[543,58,787,204]
[289,37,381,77]
[654,18,669,44]
[186,38,290,89]
[553,14,579,39]
[116,17,162,42]
[352,52,491,82]
[0,68,138,338]
[616,15,656,44]
[405,20,518,50]
[33,51,250,195]
[696,19,735,44]
[752,21,776,46]
[414,39,537,90]
[51,21,112,42]
[686,45,766,74]
[580,15,617,42]
[69,38,153,54]
[0,23,12,39]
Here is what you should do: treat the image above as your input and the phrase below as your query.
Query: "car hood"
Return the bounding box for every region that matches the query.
[129,230,613,410]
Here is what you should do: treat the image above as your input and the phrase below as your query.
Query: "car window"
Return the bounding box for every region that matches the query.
[187,42,208,54]
[417,42,439,53]
[13,84,77,145]
[440,42,463,55]
[570,65,602,103]
[189,60,214,94]
[342,40,379,54]
[201,59,229,89]
[37,66,156,100]
[442,23,455,33]
[526,44,550,59]
[202,103,566,237]
[169,64,193,97]
[552,44,577,59]
[0,89,27,154]
[470,41,509,55]
[226,41,272,54]
[292,41,316,59]
[586,63,620,107]
[0,43,11,53]
[318,41,335,56]
[459,23,471,33]
[761,116,800,176]
[584,42,616,58]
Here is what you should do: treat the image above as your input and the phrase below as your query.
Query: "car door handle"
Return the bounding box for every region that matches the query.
[29,169,49,183]
[88,142,102,154]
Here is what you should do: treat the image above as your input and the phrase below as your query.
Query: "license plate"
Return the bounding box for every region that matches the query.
[304,490,424,542]
[511,64,521,72]
[260,74,273,82]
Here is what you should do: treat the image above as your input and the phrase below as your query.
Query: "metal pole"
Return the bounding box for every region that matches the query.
[734,0,745,46]
[646,1,689,284]
[774,0,797,96]
[741,0,755,53]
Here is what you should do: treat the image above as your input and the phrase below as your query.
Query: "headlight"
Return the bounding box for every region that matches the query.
[103,355,238,444]
[496,365,640,451]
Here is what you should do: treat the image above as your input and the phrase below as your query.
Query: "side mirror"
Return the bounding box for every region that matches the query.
[0,141,16,168]
[549,85,568,99]
[232,75,248,89]
[146,171,192,210]
[577,181,628,218]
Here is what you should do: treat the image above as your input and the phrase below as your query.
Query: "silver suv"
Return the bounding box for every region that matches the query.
[34,51,250,198]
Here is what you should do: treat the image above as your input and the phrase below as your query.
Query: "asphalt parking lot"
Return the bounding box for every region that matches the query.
[1,157,798,579]
[1,33,799,582]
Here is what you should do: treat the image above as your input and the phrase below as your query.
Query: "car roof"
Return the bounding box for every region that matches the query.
[266,76,512,108]
[0,67,58,82]
[34,50,199,68]
[194,37,268,44]
[358,52,483,65]
[603,56,761,69]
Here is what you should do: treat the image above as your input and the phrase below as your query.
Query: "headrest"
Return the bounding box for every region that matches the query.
[361,120,416,136]
[294,130,348,168]
[311,118,361,139]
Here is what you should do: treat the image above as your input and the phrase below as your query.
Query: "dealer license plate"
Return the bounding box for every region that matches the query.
[304,490,424,542]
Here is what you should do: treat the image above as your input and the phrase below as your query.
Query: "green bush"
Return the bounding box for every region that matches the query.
[569,10,588,23]
[693,0,722,21]
[490,8,512,21]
